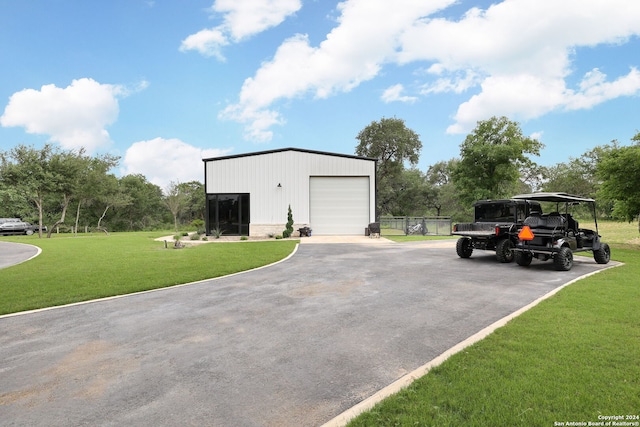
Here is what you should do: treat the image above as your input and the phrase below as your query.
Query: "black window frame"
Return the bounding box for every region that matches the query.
[206,193,250,236]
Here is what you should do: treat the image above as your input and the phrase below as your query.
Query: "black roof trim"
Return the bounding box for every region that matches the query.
[473,199,518,205]
[202,147,377,162]
[512,192,595,203]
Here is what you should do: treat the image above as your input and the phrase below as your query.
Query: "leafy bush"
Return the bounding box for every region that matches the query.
[189,233,201,241]
[191,219,205,233]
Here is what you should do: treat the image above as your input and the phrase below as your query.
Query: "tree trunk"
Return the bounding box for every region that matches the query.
[32,194,44,239]
[95,205,111,234]
[74,200,82,236]
[47,194,70,238]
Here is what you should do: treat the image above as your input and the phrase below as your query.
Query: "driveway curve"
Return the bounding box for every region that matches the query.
[0,239,616,426]
[0,241,40,269]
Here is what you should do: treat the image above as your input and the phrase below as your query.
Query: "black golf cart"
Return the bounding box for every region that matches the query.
[511,192,611,271]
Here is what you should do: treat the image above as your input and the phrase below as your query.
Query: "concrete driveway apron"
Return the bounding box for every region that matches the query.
[0,239,616,426]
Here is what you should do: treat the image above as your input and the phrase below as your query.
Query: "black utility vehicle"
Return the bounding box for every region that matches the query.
[453,199,541,262]
[511,192,610,271]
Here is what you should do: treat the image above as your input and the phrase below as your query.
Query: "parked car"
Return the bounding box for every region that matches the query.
[0,218,35,235]
[511,192,610,271]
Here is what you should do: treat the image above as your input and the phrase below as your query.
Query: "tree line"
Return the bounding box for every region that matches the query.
[356,116,640,228]
[2,116,638,237]
[0,144,204,237]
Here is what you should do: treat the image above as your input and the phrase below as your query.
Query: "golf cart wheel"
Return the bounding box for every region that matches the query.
[496,238,514,263]
[554,246,573,271]
[515,251,533,266]
[594,243,611,264]
[456,237,473,258]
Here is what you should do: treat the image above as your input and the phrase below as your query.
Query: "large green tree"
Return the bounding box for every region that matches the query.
[541,144,608,199]
[72,154,121,233]
[0,144,59,237]
[0,145,125,236]
[355,117,422,216]
[597,135,640,228]
[426,159,466,220]
[44,148,92,237]
[386,169,435,216]
[177,181,205,224]
[110,174,164,231]
[163,181,188,232]
[452,116,543,206]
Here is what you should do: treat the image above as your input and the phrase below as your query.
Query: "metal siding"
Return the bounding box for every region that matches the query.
[204,150,375,227]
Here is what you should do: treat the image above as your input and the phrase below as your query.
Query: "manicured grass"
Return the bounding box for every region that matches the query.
[347,223,640,426]
[596,219,640,245]
[0,232,298,315]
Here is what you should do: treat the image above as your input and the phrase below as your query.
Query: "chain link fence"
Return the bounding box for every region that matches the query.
[378,216,452,236]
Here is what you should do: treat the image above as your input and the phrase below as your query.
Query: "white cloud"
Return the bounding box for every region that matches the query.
[214,0,302,40]
[446,74,568,134]
[530,131,544,141]
[122,137,232,190]
[220,0,640,140]
[565,67,640,110]
[179,28,228,60]
[222,0,454,140]
[421,70,481,95]
[219,104,284,142]
[180,0,301,59]
[0,78,141,152]
[398,0,640,133]
[381,84,418,104]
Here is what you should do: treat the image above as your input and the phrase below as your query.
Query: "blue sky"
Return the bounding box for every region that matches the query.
[1,0,639,189]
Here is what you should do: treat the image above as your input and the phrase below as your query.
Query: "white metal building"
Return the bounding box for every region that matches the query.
[203,148,377,236]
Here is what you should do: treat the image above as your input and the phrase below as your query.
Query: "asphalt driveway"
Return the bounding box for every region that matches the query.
[0,239,616,426]
[0,241,40,269]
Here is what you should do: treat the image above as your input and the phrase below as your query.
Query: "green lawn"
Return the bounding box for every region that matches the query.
[347,221,640,426]
[0,232,298,315]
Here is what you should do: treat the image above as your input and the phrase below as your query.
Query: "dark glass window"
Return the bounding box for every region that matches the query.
[206,194,250,236]
[475,203,515,222]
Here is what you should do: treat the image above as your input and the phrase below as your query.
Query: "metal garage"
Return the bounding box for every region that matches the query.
[203,148,376,237]
[310,177,370,235]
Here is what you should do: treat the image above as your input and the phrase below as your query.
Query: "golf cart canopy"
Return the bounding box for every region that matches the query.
[512,192,595,203]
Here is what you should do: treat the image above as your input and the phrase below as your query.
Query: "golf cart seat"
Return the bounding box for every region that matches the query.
[562,213,579,233]
[541,212,565,230]
[523,212,565,233]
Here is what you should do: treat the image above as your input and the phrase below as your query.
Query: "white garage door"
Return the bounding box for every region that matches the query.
[309,177,370,235]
